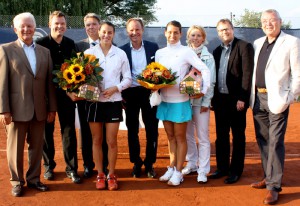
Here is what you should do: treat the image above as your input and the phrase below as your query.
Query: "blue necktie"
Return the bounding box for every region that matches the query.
[91,42,97,47]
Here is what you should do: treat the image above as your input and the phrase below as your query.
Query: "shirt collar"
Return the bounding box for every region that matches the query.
[19,39,36,48]
[130,41,144,50]
[89,37,99,44]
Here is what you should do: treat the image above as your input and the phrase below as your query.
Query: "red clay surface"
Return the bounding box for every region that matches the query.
[0,104,300,206]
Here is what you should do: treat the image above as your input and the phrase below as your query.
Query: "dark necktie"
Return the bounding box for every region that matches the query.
[91,42,97,47]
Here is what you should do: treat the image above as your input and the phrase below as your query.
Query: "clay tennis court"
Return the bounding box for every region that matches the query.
[0,104,300,206]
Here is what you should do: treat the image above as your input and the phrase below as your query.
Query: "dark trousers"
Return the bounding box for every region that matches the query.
[214,93,247,176]
[77,100,108,170]
[122,87,159,168]
[253,92,288,191]
[43,90,78,173]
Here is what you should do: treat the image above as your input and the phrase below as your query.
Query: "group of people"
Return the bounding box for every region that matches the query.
[0,8,299,205]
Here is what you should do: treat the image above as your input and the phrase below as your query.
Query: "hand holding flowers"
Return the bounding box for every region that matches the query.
[52,52,104,101]
[136,62,178,107]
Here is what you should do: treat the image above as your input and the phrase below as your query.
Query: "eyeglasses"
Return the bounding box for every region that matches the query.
[261,18,279,24]
[217,28,231,33]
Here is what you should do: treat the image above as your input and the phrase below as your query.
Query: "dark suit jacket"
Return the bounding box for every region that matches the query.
[212,37,254,107]
[119,40,159,71]
[76,38,90,52]
[0,40,57,121]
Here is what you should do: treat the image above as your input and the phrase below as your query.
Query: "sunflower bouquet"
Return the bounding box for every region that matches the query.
[136,62,178,90]
[53,52,103,101]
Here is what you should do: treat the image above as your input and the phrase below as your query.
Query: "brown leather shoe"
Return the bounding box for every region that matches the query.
[251,179,266,189]
[263,190,279,205]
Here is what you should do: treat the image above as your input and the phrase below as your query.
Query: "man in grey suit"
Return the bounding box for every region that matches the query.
[74,13,108,177]
[0,12,57,197]
[250,9,300,205]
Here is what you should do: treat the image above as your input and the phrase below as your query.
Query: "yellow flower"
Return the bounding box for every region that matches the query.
[84,54,97,63]
[63,69,75,84]
[147,62,167,72]
[69,64,83,74]
[74,73,86,84]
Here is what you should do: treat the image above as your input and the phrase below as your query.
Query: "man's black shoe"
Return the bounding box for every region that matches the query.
[27,181,48,192]
[208,170,228,179]
[83,168,93,178]
[67,172,81,184]
[44,169,54,180]
[132,165,142,178]
[145,167,157,178]
[224,175,240,184]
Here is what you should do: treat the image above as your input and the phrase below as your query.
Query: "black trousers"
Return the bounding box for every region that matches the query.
[122,87,159,168]
[43,89,78,173]
[77,100,108,170]
[213,93,247,176]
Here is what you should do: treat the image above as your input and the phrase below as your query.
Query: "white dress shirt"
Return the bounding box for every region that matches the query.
[19,39,36,76]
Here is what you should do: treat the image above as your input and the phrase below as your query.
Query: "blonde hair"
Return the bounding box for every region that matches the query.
[49,11,66,23]
[186,25,208,46]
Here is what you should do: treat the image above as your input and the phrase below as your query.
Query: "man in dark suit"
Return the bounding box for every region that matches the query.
[250,9,300,205]
[72,13,109,177]
[36,11,81,184]
[120,18,159,178]
[210,19,254,184]
[0,12,57,197]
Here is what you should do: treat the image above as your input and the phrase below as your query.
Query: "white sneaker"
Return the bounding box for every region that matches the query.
[168,167,183,186]
[159,166,174,182]
[197,172,207,183]
[182,165,198,175]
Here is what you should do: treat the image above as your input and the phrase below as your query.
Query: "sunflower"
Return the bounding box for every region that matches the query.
[74,73,86,84]
[69,64,83,74]
[147,62,167,72]
[63,69,75,84]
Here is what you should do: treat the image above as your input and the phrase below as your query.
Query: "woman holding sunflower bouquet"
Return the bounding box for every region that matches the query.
[155,20,210,186]
[84,21,132,190]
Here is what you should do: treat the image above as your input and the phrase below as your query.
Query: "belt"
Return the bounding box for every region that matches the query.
[257,88,267,93]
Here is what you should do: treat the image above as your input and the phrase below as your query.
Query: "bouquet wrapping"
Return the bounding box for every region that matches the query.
[179,68,202,95]
[136,62,178,107]
[136,62,178,90]
[53,52,103,101]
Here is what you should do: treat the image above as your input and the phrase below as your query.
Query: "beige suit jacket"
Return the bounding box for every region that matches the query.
[250,31,300,114]
[0,40,57,121]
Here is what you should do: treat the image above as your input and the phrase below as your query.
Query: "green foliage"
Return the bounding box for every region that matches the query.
[233,9,292,29]
[0,0,158,26]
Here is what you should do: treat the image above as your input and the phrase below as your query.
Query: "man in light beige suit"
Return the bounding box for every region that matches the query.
[249,9,300,205]
[0,12,57,197]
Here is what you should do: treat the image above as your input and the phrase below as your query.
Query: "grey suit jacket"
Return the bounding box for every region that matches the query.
[0,40,57,121]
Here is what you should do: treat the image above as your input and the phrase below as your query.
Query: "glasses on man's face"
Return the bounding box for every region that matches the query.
[217,28,231,33]
[261,18,279,25]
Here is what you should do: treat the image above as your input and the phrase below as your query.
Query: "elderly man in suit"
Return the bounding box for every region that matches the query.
[73,13,109,177]
[120,18,159,178]
[250,9,300,205]
[0,12,57,197]
[209,19,254,184]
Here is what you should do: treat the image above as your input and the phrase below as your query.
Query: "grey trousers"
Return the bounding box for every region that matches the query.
[253,92,289,192]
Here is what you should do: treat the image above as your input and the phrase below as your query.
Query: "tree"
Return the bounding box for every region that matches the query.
[233,9,291,29]
[0,0,158,26]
